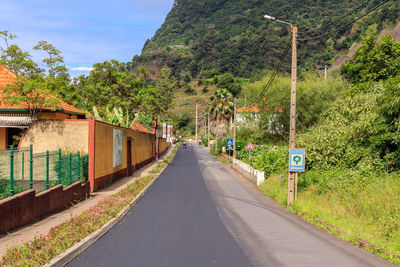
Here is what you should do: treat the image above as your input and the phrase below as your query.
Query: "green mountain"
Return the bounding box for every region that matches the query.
[131,0,400,78]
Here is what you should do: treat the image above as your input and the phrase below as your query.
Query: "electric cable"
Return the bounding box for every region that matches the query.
[246,0,390,106]
[298,0,391,42]
[298,0,373,36]
[248,37,292,106]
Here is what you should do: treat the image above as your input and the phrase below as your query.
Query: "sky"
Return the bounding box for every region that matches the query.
[0,0,174,76]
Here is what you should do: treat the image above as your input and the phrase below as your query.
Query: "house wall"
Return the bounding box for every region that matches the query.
[92,121,170,191]
[39,112,78,120]
[159,137,169,154]
[19,120,90,154]
[18,119,170,192]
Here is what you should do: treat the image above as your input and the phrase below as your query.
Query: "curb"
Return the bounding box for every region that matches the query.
[44,147,175,267]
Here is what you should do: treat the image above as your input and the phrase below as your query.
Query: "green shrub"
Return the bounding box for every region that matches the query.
[236,144,287,176]
[298,77,400,172]
[201,138,208,147]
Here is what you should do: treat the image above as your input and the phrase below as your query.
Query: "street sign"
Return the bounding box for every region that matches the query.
[162,123,167,138]
[289,149,305,172]
[227,139,233,146]
[245,142,254,151]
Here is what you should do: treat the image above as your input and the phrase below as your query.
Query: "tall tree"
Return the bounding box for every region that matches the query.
[209,88,234,151]
[69,60,144,114]
[341,33,400,83]
[0,31,59,120]
[0,31,38,76]
[33,40,71,97]
[33,41,68,78]
[155,66,177,114]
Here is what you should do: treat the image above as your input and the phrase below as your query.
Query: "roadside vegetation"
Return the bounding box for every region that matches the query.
[209,30,400,264]
[0,145,178,267]
[0,31,177,131]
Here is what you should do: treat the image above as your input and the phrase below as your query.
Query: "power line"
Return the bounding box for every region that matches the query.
[245,0,390,107]
[298,0,392,42]
[298,0,373,36]
[248,37,292,106]
[251,38,291,105]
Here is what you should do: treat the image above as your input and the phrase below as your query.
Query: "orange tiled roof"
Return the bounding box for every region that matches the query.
[237,103,283,113]
[0,65,16,89]
[132,122,153,134]
[237,104,261,113]
[0,65,85,115]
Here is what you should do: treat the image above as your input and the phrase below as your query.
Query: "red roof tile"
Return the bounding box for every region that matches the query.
[132,122,153,134]
[237,103,283,113]
[237,104,261,113]
[0,65,85,115]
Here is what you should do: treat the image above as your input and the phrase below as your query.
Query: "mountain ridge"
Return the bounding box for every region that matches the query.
[131,0,400,78]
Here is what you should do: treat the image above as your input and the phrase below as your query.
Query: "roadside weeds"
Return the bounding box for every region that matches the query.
[259,173,400,266]
[213,152,400,266]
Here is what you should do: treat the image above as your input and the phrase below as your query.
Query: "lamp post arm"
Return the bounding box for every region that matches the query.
[275,19,293,28]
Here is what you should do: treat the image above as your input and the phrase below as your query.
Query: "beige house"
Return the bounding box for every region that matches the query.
[0,65,86,150]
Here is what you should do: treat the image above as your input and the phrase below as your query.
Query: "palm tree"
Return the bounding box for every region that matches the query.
[209,89,234,152]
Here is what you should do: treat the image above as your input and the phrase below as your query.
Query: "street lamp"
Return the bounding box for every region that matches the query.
[264,14,298,206]
[264,15,293,27]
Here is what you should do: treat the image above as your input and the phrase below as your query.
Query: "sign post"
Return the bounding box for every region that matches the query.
[162,123,167,139]
[289,148,305,200]
[167,125,172,142]
[289,149,305,172]
[227,139,233,156]
[245,141,254,163]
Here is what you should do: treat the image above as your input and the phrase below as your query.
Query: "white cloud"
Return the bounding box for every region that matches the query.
[70,67,94,72]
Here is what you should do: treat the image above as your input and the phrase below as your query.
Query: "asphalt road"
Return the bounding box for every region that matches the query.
[67,144,394,267]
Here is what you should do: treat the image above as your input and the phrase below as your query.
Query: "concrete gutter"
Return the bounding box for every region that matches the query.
[43,147,175,267]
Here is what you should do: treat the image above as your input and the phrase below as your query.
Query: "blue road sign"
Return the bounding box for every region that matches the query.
[289,149,305,172]
[227,139,233,146]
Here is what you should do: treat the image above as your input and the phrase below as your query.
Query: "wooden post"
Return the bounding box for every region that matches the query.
[155,121,159,160]
[204,120,206,139]
[195,104,198,143]
[233,100,237,159]
[288,26,297,207]
[207,113,210,149]
[324,65,327,80]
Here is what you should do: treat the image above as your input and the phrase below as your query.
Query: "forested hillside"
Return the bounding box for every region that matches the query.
[131,0,400,78]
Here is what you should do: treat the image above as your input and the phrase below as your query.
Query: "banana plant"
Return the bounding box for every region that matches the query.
[92,105,137,128]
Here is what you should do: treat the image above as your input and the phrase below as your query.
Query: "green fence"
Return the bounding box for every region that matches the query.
[0,145,88,200]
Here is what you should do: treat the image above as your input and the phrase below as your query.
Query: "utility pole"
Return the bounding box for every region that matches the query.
[264,14,298,206]
[288,26,298,206]
[204,120,206,140]
[233,99,237,159]
[195,104,198,144]
[207,112,210,149]
[155,117,159,160]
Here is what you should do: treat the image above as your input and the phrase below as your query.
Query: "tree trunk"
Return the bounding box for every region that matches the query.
[230,115,233,135]
[215,134,218,153]
[214,116,220,153]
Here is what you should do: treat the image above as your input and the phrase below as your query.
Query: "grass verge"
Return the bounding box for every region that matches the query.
[0,145,178,267]
[211,149,400,265]
[260,171,400,266]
